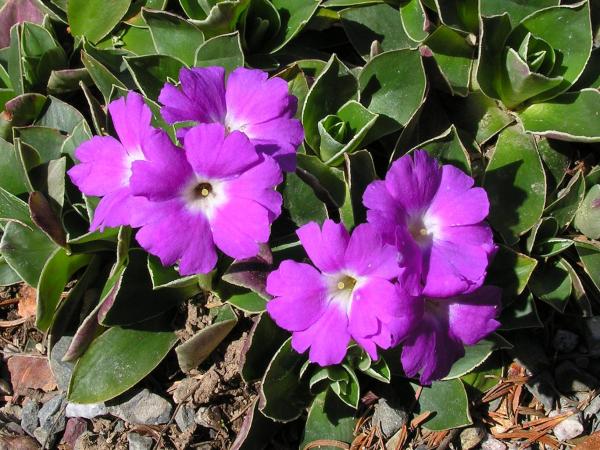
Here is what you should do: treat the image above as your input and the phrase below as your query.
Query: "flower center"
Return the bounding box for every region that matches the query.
[193,182,212,199]
[408,217,432,246]
[327,273,360,316]
[182,177,227,219]
[336,276,357,291]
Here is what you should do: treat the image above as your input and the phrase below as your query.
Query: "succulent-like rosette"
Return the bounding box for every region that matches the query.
[400,286,501,385]
[266,220,419,366]
[158,67,303,172]
[129,123,282,275]
[363,150,496,298]
[477,2,592,109]
[67,91,154,231]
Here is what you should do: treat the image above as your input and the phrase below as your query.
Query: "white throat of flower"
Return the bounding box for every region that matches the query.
[182,176,228,220]
[408,212,439,247]
[223,114,249,135]
[122,145,145,186]
[325,272,364,317]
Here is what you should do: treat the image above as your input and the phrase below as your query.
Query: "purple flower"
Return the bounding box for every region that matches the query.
[129,123,282,275]
[363,150,496,298]
[67,91,154,231]
[266,220,420,366]
[400,286,501,385]
[159,67,304,172]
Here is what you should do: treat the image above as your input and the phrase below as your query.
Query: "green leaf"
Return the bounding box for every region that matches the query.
[0,186,33,226]
[400,0,429,42]
[241,313,289,382]
[35,96,85,134]
[358,49,426,136]
[15,126,65,163]
[194,31,244,73]
[545,170,585,229]
[125,54,185,99]
[461,354,504,394]
[175,304,237,372]
[118,26,156,56]
[297,153,347,207]
[147,254,200,289]
[487,244,537,300]
[36,248,92,331]
[434,0,478,34]
[268,0,320,53]
[0,256,21,286]
[529,258,572,312]
[318,100,378,165]
[499,292,543,330]
[227,290,267,313]
[302,54,357,151]
[28,190,67,247]
[480,0,559,25]
[81,50,127,104]
[574,184,600,239]
[191,0,250,39]
[179,0,210,19]
[536,138,570,195]
[448,91,514,145]
[259,338,311,422]
[340,3,414,61]
[68,319,178,403]
[0,221,58,286]
[47,68,92,94]
[534,238,573,258]
[230,399,281,450]
[68,0,132,43]
[282,172,328,226]
[417,379,472,431]
[444,335,511,380]
[508,1,592,102]
[411,125,471,174]
[560,256,592,317]
[576,241,600,293]
[99,250,192,326]
[477,14,512,101]
[483,125,546,244]
[142,8,204,66]
[519,89,600,143]
[424,25,474,97]
[344,150,376,227]
[301,390,356,450]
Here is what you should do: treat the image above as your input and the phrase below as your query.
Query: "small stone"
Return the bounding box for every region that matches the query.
[195,406,222,430]
[60,418,88,448]
[459,425,486,450]
[113,420,125,433]
[584,395,600,417]
[1,403,22,421]
[48,336,75,392]
[175,404,196,432]
[481,434,507,450]
[553,329,579,353]
[108,389,172,425]
[371,398,408,440]
[127,432,153,450]
[33,427,53,447]
[20,399,39,436]
[584,316,600,356]
[38,394,66,434]
[555,360,599,393]
[66,402,108,419]
[552,411,584,441]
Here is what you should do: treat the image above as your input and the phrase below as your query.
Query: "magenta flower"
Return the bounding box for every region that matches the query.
[67,91,154,231]
[159,67,304,172]
[266,220,420,366]
[129,123,282,275]
[363,150,496,298]
[400,286,501,384]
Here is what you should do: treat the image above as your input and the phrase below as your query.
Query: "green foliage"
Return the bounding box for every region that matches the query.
[0,0,599,446]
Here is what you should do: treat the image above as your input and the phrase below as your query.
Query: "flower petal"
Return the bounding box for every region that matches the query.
[108,91,153,154]
[68,136,129,196]
[244,117,303,172]
[90,187,151,231]
[210,197,271,260]
[159,67,226,125]
[135,201,217,274]
[448,286,501,345]
[344,223,398,279]
[297,220,350,274]
[427,164,490,226]
[386,150,442,214]
[225,68,297,125]
[183,124,260,178]
[291,305,351,366]
[130,130,193,202]
[266,260,328,331]
[363,179,403,244]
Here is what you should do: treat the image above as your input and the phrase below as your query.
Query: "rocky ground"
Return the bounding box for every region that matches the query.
[2,282,600,450]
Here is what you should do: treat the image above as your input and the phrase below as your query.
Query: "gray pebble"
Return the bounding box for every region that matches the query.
[175,404,196,432]
[459,425,486,450]
[20,399,39,436]
[371,398,408,440]
[552,411,584,441]
[481,434,507,450]
[108,389,172,425]
[127,432,153,450]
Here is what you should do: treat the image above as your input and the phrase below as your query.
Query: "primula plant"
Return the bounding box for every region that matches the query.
[0,0,599,447]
